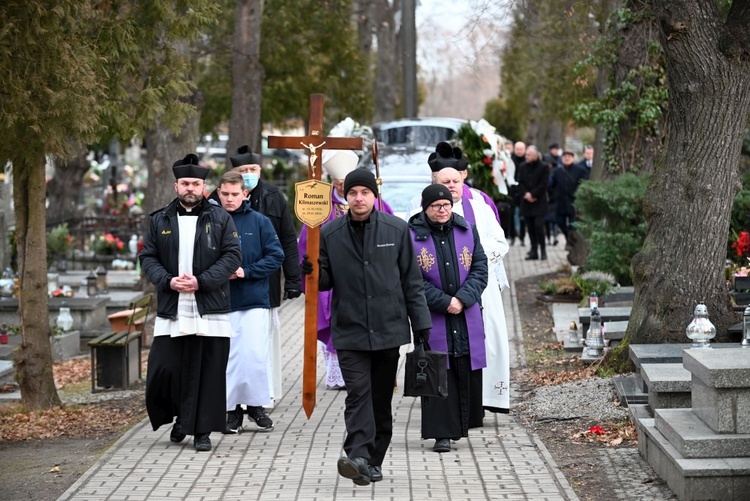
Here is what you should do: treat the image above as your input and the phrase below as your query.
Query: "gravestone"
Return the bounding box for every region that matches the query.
[637,348,750,500]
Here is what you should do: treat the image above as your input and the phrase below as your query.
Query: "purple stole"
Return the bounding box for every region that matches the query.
[410,223,487,370]
[462,184,501,224]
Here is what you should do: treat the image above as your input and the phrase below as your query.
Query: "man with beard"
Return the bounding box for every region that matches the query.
[140,154,242,452]
[408,184,488,453]
[516,145,549,260]
[302,169,431,486]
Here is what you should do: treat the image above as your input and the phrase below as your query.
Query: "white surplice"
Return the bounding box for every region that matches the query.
[452,196,511,412]
[226,307,272,409]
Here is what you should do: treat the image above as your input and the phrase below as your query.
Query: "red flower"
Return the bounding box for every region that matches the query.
[589,425,605,435]
[482,157,492,165]
[733,231,750,258]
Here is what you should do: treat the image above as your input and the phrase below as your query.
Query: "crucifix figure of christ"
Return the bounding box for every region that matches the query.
[268,94,363,419]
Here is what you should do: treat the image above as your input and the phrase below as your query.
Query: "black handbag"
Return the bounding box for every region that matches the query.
[403,342,448,399]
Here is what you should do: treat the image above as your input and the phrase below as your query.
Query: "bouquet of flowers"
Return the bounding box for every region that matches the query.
[92,233,125,255]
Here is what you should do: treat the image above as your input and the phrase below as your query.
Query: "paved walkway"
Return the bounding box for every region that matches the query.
[59,241,578,501]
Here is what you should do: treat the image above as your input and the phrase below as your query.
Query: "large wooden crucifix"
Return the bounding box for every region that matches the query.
[268,94,363,419]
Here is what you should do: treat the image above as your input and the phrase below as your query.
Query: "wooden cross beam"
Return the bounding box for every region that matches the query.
[268,94,363,419]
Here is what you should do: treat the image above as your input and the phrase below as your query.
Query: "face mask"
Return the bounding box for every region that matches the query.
[242,173,259,191]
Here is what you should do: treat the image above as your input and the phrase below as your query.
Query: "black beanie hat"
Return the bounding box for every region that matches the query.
[421,184,453,211]
[229,145,261,167]
[344,169,379,197]
[172,154,209,180]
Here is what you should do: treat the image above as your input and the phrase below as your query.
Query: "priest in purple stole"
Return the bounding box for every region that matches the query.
[408,184,488,453]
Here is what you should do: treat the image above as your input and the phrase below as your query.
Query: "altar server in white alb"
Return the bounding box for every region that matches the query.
[216,171,284,434]
[140,154,242,452]
[434,163,511,413]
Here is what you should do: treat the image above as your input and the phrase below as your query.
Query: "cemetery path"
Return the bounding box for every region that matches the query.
[0,240,678,501]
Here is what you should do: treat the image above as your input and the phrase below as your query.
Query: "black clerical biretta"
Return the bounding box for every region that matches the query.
[343,169,379,197]
[229,145,261,167]
[421,184,453,211]
[428,142,469,172]
[173,154,209,180]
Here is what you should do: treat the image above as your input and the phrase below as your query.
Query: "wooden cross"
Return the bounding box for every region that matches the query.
[268,94,363,419]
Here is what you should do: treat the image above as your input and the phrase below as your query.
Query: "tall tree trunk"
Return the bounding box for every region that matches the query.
[605,0,662,178]
[46,149,90,225]
[12,157,61,410]
[227,0,264,159]
[401,0,417,118]
[372,0,400,122]
[630,0,750,344]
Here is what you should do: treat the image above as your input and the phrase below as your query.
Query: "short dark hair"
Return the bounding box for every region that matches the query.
[220,170,245,190]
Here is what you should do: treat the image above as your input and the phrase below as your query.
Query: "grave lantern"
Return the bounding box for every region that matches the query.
[685,301,716,348]
[95,265,108,294]
[0,324,8,344]
[586,307,605,357]
[568,320,579,344]
[86,270,98,297]
[56,300,74,332]
[742,306,750,347]
[589,292,598,310]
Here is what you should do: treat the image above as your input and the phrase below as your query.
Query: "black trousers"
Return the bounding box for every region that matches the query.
[337,347,400,466]
[146,335,230,436]
[525,215,546,255]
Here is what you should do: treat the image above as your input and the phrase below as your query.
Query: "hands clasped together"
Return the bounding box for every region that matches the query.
[170,273,199,293]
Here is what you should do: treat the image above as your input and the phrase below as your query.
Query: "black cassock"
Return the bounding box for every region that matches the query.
[146,335,230,436]
[417,217,487,440]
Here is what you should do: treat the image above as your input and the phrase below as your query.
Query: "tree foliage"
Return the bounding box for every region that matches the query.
[197,0,372,134]
[0,0,218,410]
[574,174,649,285]
[498,1,600,144]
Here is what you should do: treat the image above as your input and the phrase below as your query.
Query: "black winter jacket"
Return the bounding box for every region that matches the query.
[408,212,488,357]
[517,159,550,218]
[140,198,242,318]
[318,210,432,351]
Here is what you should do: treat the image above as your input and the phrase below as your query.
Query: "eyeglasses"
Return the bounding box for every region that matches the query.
[429,203,452,212]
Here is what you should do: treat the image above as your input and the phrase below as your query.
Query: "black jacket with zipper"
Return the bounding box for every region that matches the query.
[140,198,242,319]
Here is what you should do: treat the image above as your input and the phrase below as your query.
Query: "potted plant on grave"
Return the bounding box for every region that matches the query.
[46,224,74,271]
[729,231,750,303]
[537,276,583,302]
[92,232,126,256]
[571,271,619,306]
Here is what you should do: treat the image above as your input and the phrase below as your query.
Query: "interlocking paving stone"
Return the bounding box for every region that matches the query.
[57,242,677,501]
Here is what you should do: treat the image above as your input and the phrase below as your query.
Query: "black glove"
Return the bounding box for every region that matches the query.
[284,289,302,300]
[414,329,430,345]
[300,254,313,275]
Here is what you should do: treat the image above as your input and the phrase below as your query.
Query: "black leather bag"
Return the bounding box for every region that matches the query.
[403,342,448,399]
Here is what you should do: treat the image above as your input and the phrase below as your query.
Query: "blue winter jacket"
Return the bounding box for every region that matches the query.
[225,200,285,311]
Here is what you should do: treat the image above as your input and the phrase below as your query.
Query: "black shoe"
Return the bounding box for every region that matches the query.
[337,456,370,486]
[194,433,212,452]
[368,465,383,482]
[433,438,451,453]
[525,254,539,261]
[223,405,244,434]
[247,406,273,430]
[170,420,186,443]
[541,250,548,260]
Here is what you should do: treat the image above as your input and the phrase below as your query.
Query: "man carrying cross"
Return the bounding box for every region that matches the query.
[301,169,432,486]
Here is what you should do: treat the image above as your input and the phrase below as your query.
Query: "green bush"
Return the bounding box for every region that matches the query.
[572,271,619,303]
[574,173,649,285]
